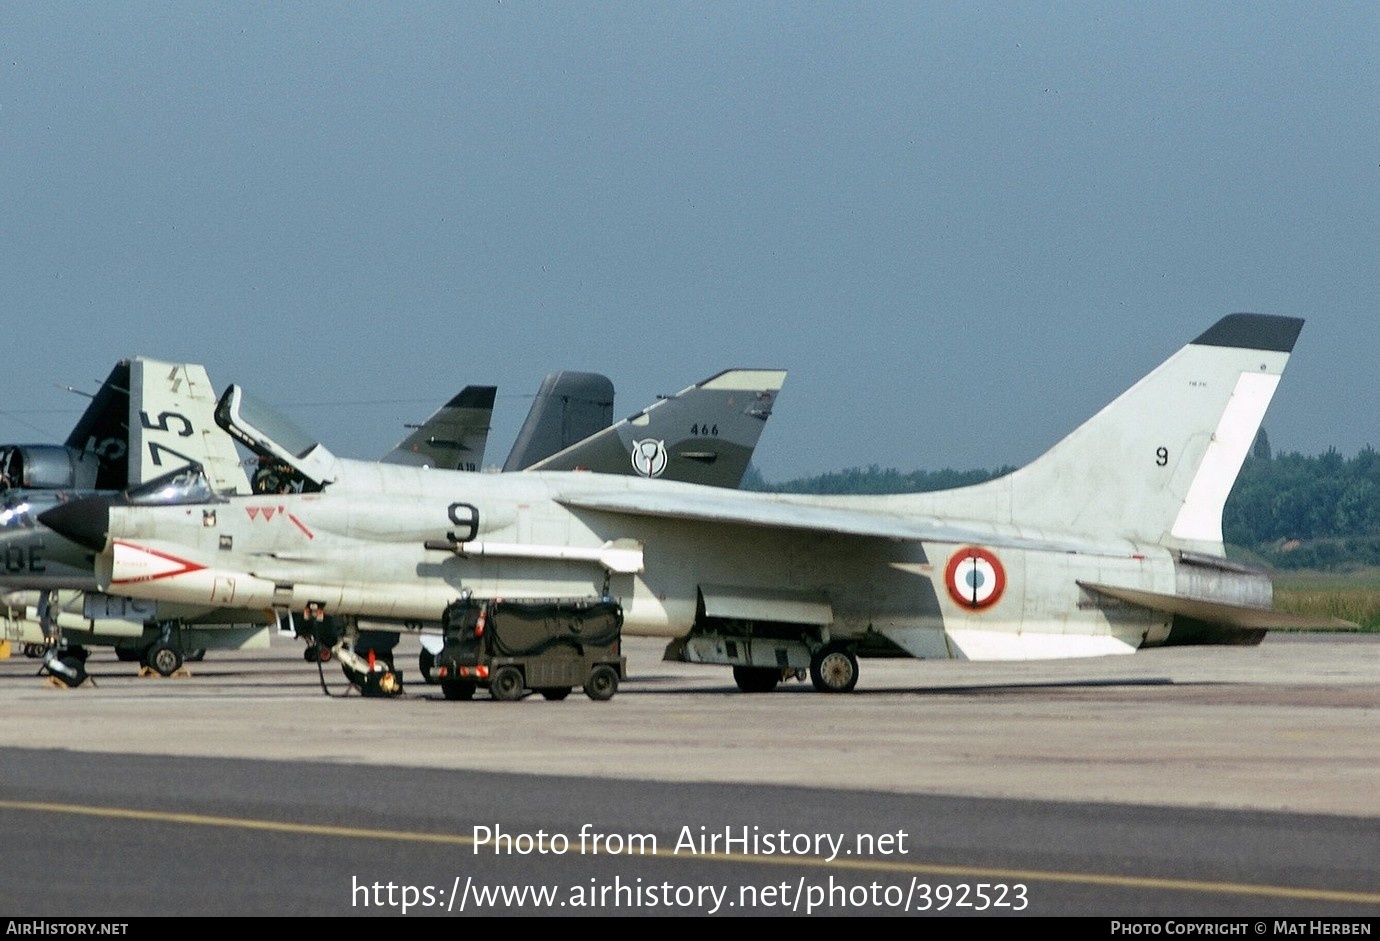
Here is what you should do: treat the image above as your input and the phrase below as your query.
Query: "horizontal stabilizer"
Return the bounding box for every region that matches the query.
[1079,581,1358,631]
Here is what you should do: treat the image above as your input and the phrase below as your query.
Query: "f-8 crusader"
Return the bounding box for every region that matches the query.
[41,316,1349,695]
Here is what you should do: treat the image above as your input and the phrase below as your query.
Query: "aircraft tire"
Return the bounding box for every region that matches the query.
[732,665,780,693]
[490,666,525,702]
[584,664,619,702]
[441,679,476,701]
[809,644,858,694]
[52,656,87,688]
[147,643,183,677]
[418,647,439,685]
[538,687,572,701]
[22,644,46,658]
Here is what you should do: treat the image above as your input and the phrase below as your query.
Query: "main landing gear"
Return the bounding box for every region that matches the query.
[729,643,860,694]
[143,642,184,678]
[809,643,859,694]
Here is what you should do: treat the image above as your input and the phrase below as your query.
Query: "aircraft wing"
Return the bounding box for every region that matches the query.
[558,487,1345,629]
[1078,582,1359,630]
[380,385,496,471]
[554,486,1115,556]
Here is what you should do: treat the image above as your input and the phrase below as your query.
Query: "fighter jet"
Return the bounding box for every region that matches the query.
[1,361,504,683]
[1,358,267,684]
[43,315,1341,697]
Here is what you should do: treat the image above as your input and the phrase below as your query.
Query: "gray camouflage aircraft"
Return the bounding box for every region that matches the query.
[43,315,1345,696]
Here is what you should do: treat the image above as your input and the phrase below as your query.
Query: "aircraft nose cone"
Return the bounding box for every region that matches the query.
[38,496,112,552]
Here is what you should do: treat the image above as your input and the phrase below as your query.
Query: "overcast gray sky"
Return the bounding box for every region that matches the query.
[2,2,1375,483]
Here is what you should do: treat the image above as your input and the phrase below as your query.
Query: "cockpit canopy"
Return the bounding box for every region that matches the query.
[124,463,225,506]
[213,385,340,493]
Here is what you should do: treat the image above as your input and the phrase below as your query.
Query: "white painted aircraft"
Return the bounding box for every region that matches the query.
[41,315,1348,695]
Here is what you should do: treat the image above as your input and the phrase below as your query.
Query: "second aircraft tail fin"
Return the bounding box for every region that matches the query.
[502,372,616,472]
[380,385,497,471]
[525,369,786,488]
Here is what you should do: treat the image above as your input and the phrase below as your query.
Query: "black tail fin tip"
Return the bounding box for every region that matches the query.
[1191,314,1304,353]
[448,386,497,410]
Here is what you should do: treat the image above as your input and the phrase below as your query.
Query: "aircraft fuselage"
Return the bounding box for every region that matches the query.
[92,463,1191,663]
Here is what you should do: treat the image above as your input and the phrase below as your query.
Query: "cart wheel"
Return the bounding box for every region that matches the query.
[490,665,525,701]
[584,664,619,701]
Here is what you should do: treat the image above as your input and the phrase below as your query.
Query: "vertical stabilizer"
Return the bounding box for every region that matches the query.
[63,360,133,491]
[525,369,786,488]
[925,314,1302,554]
[380,386,496,471]
[129,359,251,494]
[502,372,615,471]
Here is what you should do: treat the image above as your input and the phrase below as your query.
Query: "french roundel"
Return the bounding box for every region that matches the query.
[945,546,1006,610]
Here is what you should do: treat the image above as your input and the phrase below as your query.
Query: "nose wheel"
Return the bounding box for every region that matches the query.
[43,646,89,688]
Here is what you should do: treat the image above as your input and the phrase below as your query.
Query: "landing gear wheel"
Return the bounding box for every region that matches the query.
[809,644,858,693]
[538,687,572,701]
[732,665,781,693]
[441,679,476,701]
[50,656,87,688]
[489,666,525,701]
[147,643,183,677]
[23,643,46,658]
[418,647,439,685]
[584,664,619,701]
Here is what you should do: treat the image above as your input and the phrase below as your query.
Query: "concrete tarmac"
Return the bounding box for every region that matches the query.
[0,631,1375,817]
[0,631,1376,916]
